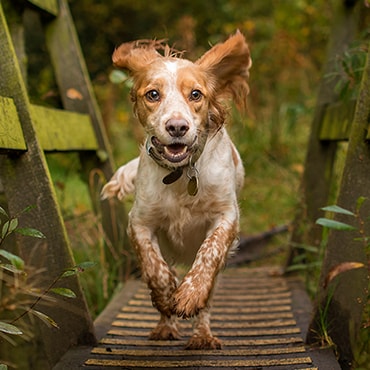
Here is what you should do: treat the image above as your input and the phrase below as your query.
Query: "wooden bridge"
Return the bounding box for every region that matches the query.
[55,267,339,369]
[0,0,369,369]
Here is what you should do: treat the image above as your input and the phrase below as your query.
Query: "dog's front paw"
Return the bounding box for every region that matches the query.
[149,319,181,341]
[186,335,222,350]
[172,278,209,319]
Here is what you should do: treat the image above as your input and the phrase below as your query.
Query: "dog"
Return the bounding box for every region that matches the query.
[102,31,251,349]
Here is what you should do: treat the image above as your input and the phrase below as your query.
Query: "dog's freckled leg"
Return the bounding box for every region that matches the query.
[128,222,177,317]
[186,308,221,349]
[173,219,238,318]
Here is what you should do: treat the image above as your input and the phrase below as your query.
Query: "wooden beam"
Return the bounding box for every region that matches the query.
[319,100,365,141]
[0,2,96,368]
[0,96,27,151]
[287,0,361,265]
[30,104,98,151]
[27,0,58,16]
[308,40,370,370]
[319,101,354,140]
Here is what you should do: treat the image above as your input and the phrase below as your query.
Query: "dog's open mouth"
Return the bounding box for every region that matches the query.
[151,137,194,163]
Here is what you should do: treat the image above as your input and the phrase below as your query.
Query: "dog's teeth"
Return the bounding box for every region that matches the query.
[164,146,187,156]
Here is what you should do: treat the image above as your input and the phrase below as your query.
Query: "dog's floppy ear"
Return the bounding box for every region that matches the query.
[112,39,165,74]
[196,31,251,111]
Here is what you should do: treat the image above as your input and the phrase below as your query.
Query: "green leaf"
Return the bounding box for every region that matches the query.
[50,287,76,298]
[0,263,24,274]
[0,249,24,270]
[356,196,367,211]
[76,261,96,272]
[1,222,8,239]
[20,205,36,214]
[61,269,77,278]
[109,69,128,84]
[15,227,46,239]
[8,218,18,233]
[0,207,8,218]
[0,322,22,335]
[285,261,321,272]
[1,219,18,239]
[321,205,355,216]
[316,218,357,231]
[291,244,319,253]
[61,261,96,277]
[32,310,59,329]
[0,363,8,370]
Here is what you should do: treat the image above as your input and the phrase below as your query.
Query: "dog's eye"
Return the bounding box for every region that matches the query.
[145,90,160,102]
[190,90,202,101]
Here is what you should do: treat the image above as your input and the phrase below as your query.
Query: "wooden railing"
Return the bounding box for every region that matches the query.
[287,1,369,368]
[0,0,126,368]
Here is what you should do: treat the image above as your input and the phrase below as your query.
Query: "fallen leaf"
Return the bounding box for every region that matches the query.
[66,88,83,100]
[324,262,365,288]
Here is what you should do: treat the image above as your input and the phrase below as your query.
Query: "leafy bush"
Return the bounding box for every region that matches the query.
[0,205,95,346]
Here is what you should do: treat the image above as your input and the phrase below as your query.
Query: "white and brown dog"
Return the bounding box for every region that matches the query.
[102,31,251,349]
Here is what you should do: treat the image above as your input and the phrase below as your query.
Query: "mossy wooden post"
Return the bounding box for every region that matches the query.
[287,0,360,265]
[307,42,370,370]
[0,2,96,368]
[44,0,128,275]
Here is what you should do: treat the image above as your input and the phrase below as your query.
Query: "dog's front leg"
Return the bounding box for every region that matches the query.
[128,222,177,317]
[173,216,238,319]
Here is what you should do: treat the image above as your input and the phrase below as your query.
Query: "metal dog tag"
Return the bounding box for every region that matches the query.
[186,162,199,196]
[187,176,198,196]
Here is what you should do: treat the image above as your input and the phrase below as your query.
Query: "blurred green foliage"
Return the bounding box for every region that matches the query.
[69,0,332,97]
[62,0,335,237]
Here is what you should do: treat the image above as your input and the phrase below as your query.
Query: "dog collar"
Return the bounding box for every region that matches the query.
[145,138,199,196]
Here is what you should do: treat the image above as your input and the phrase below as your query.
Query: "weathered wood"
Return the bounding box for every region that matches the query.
[44,0,129,262]
[287,0,360,264]
[319,100,359,141]
[27,0,58,16]
[30,104,98,151]
[55,268,340,370]
[307,41,370,370]
[0,2,96,368]
[44,0,114,174]
[0,96,27,151]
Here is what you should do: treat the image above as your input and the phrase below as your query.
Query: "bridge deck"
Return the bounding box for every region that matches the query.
[54,267,340,369]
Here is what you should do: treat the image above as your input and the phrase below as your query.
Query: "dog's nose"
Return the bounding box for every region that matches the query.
[165,118,189,137]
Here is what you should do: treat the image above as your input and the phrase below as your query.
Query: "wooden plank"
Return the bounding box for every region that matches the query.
[85,357,315,368]
[91,346,307,357]
[111,319,298,330]
[30,104,98,151]
[27,0,58,16]
[319,100,358,140]
[0,96,27,151]
[99,337,304,347]
[107,327,302,337]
